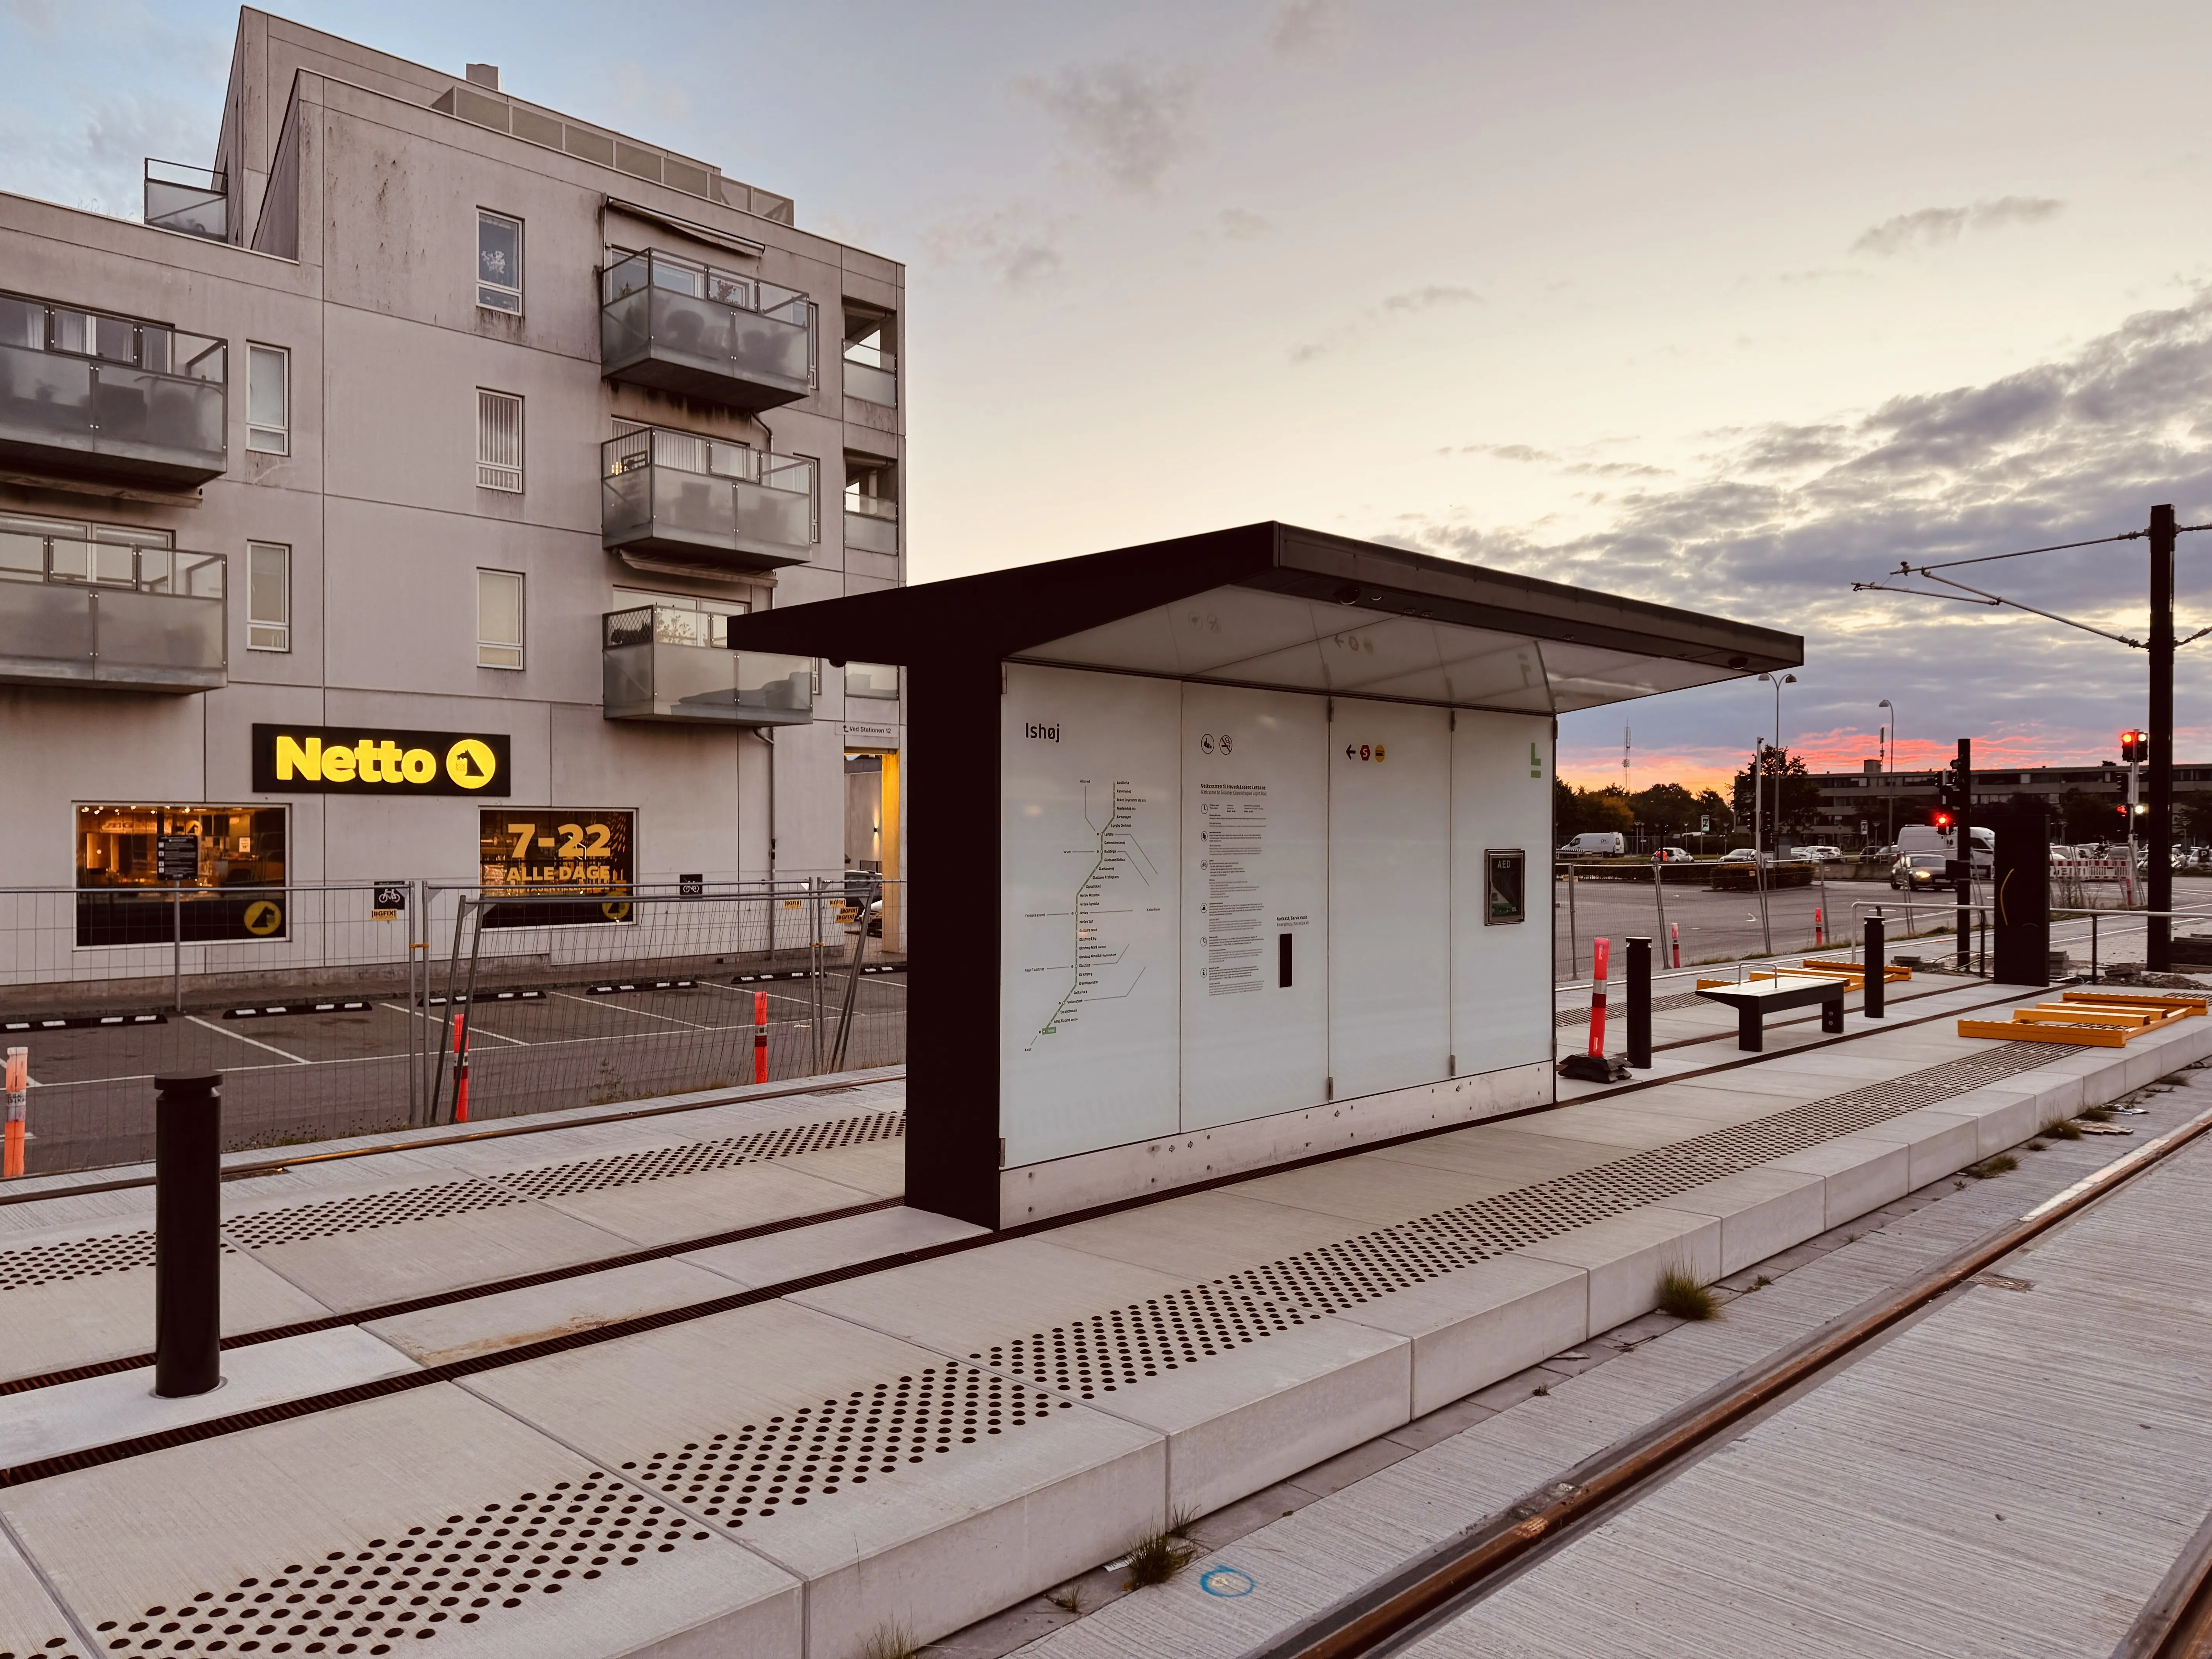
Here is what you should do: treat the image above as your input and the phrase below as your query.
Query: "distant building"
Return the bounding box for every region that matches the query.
[1810,759,2212,844]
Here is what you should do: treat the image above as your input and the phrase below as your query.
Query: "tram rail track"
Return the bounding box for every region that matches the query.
[1247,1093,2212,1659]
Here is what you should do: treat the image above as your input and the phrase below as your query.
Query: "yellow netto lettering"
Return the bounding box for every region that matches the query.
[401,748,436,784]
[321,744,356,783]
[446,738,497,790]
[273,734,321,781]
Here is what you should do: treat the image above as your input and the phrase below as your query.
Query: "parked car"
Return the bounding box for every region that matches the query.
[1558,832,1626,857]
[1717,848,1764,864]
[1654,846,1693,862]
[1891,852,1948,890]
[1863,843,1896,863]
[1794,845,1844,863]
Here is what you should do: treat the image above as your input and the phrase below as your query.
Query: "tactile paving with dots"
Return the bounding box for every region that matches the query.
[1,1628,81,1656]
[0,1229,161,1293]
[223,1180,529,1252]
[499,1109,905,1201]
[974,1042,2062,1398]
[621,1365,1071,1527]
[88,1470,711,1655]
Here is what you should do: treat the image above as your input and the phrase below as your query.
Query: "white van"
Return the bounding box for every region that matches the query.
[1559,832,1626,857]
[1896,824,1993,874]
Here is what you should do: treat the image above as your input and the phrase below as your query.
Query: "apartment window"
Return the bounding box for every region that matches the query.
[477,390,523,491]
[247,542,290,651]
[477,568,524,668]
[477,211,522,312]
[247,344,289,455]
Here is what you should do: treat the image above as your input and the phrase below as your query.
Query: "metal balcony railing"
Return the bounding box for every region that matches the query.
[0,290,227,488]
[0,534,226,691]
[600,249,815,411]
[601,427,817,574]
[144,160,228,242]
[601,604,814,726]
[842,490,899,556]
[841,340,896,408]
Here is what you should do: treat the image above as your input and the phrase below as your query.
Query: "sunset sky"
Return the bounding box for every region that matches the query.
[11,0,2212,793]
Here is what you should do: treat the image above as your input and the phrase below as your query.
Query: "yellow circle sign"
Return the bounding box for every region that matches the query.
[243,900,283,936]
[445,738,499,790]
[600,901,633,922]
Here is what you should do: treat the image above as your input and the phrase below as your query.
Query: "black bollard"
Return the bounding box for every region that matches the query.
[1625,936,1652,1069]
[155,1072,222,1397]
[1864,915,1886,1020]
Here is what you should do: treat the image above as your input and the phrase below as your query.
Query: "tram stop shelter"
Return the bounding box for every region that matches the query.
[724,522,1801,1228]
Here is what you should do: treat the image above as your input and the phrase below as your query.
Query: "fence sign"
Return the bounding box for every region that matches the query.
[373,882,407,921]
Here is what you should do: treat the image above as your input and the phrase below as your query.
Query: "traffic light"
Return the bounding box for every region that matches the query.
[2121,729,2147,764]
[1936,759,1968,821]
[1931,810,1953,830]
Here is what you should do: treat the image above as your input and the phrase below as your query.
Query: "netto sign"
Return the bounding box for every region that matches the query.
[250,724,512,796]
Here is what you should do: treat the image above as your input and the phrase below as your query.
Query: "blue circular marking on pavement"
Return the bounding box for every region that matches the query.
[1200,1566,1256,1598]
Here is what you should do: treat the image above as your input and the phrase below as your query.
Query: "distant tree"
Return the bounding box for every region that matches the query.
[1553,779,1634,838]
[1730,747,1819,846]
[2058,787,2125,844]
[1629,782,1699,836]
[1696,788,1733,835]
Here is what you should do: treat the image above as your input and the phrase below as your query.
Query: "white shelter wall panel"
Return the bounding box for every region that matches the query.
[1000,663,1182,1165]
[1178,684,1330,1131]
[1328,698,1452,1099]
[1451,711,1556,1078]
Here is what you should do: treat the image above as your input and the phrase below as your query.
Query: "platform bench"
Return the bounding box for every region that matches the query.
[1695,974,1851,1052]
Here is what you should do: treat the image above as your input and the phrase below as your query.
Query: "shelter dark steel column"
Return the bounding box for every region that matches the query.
[1954,738,1973,972]
[1990,797,2051,987]
[2149,503,2176,970]
[1864,915,1886,1018]
[1624,936,1652,1068]
[154,1072,223,1397]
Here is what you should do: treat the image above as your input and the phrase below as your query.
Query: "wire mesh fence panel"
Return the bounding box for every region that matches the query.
[2,878,907,1175]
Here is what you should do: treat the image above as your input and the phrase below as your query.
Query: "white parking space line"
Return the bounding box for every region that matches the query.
[548,989,710,1030]
[185,1015,308,1064]
[696,981,817,1013]
[378,1003,529,1046]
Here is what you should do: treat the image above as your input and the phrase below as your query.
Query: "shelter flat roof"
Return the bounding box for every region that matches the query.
[725,523,1801,713]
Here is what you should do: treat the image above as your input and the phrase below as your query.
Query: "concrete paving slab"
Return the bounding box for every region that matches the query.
[532,1159,886,1249]
[1333,1252,1590,1416]
[1827,1107,1982,1187]
[1227,1158,1524,1226]
[0,1326,417,1465]
[1040,1189,1365,1281]
[233,1199,636,1315]
[0,1250,333,1385]
[1647,1164,1829,1276]
[462,1299,1161,1659]
[771,1137,907,1197]
[0,1382,801,1659]
[1767,1137,1913,1228]
[678,1204,985,1289]
[0,1525,85,1659]
[363,1257,739,1366]
[1516,1205,1721,1330]
[1361,1125,1631,1186]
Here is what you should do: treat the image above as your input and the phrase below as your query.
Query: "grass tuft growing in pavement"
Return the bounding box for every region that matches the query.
[2047,1118,2084,1141]
[2080,1103,2116,1122]
[1123,1520,1199,1589]
[859,1624,919,1659]
[1656,1267,1719,1321]
[1965,1154,2018,1179]
[1047,1584,1087,1616]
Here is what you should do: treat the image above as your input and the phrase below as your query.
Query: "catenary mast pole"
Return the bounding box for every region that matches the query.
[2149,503,2176,970]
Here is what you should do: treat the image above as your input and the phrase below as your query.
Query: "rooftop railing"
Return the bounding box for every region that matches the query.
[143,160,228,242]
[0,290,227,488]
[600,249,814,411]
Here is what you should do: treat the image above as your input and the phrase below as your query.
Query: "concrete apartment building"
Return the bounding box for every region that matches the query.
[0,10,904,948]
[1811,759,2212,845]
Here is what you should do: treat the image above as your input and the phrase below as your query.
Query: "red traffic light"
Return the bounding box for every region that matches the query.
[1931,811,1953,828]
[2121,729,2147,763]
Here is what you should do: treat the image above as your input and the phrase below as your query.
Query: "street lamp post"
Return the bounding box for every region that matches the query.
[1878,698,1898,847]
[1757,672,1797,854]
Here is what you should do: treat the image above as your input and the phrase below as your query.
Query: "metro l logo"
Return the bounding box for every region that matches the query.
[445,738,499,790]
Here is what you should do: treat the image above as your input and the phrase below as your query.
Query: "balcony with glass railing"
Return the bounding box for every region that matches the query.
[143,160,228,242]
[842,489,899,557]
[0,531,226,691]
[842,337,896,408]
[600,249,815,411]
[601,604,813,726]
[0,291,227,488]
[602,426,817,574]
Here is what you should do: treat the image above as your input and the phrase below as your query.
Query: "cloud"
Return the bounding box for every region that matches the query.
[1292,283,1484,362]
[919,205,1068,294]
[1271,0,1342,54]
[1216,206,1270,240]
[1851,195,2064,257]
[1015,57,1201,195]
[1400,289,2212,769]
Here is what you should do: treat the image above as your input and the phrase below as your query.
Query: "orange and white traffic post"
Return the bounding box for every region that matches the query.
[450,1013,471,1124]
[1814,906,1826,948]
[1587,937,1612,1056]
[3,1046,26,1179]
[752,990,769,1084]
[1668,921,1681,969]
